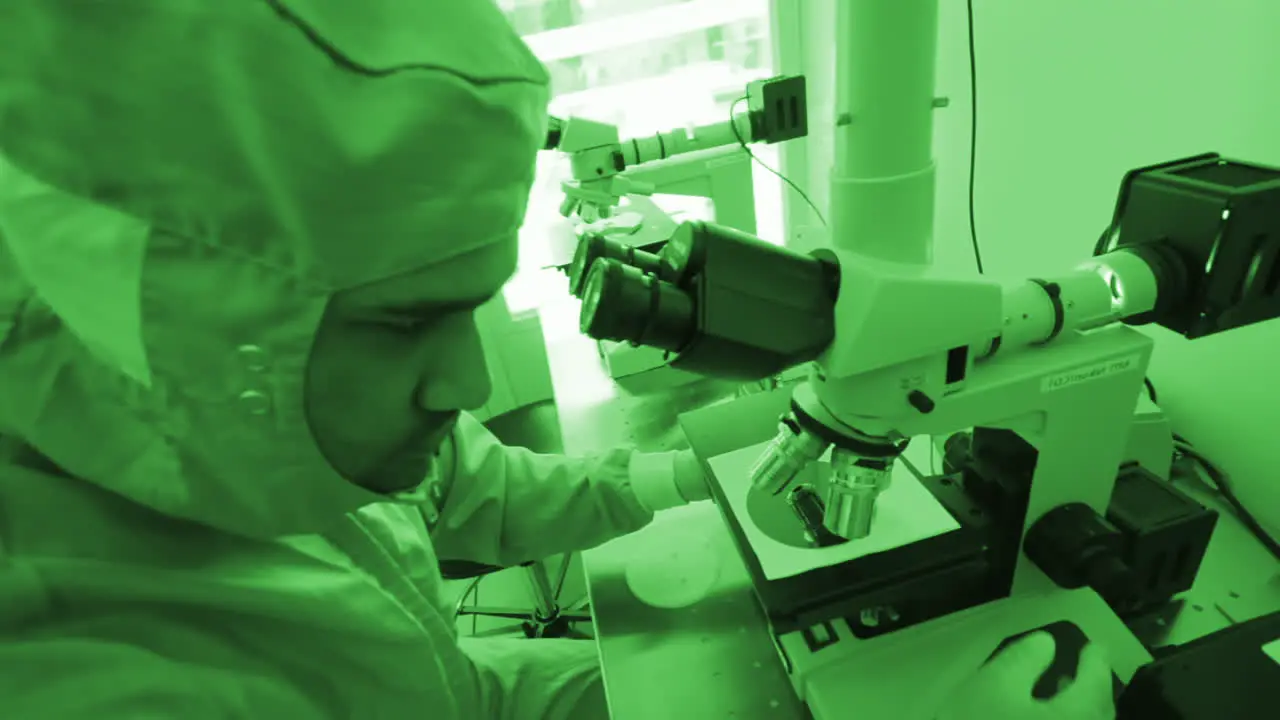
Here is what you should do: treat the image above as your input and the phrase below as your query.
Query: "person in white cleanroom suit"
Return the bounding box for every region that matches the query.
[0,2,1119,719]
[0,2,711,718]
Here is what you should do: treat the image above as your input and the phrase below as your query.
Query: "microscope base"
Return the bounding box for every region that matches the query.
[777,587,1151,720]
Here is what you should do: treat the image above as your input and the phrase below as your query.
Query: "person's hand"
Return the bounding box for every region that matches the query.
[935,632,1117,720]
[673,448,713,503]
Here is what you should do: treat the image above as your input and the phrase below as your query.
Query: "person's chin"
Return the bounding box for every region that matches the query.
[353,429,451,494]
[396,450,438,482]
[355,452,434,495]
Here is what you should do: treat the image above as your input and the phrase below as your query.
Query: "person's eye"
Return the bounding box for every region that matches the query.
[378,316,434,334]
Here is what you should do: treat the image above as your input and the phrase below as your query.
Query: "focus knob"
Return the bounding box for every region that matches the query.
[908,390,935,414]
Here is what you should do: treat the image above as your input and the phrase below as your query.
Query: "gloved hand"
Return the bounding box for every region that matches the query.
[673,448,713,503]
[935,632,1117,720]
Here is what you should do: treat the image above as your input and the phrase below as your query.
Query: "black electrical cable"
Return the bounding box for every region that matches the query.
[728,0,983,246]
[963,7,1280,565]
[1176,442,1280,563]
[968,5,1275,563]
[729,97,827,228]
[966,0,984,275]
[1148,377,1280,562]
[728,94,828,391]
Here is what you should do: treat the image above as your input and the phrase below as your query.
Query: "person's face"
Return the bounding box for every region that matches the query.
[305,237,520,493]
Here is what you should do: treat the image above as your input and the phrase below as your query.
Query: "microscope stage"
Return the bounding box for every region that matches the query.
[707,443,962,581]
[704,441,991,635]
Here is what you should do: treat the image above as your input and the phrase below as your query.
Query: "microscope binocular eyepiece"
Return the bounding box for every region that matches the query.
[568,232,665,299]
[575,220,840,382]
[579,259,696,354]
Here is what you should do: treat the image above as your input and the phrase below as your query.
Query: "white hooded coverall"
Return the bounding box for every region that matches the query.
[0,1,710,717]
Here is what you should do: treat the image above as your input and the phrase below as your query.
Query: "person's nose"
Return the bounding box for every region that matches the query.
[416,313,493,413]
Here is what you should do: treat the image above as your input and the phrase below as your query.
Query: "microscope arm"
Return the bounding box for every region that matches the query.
[545,114,741,221]
[610,114,755,170]
[551,115,753,221]
[547,112,753,164]
[545,75,808,221]
[753,244,1163,532]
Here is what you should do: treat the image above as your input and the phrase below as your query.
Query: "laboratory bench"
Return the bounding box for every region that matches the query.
[478,292,1280,720]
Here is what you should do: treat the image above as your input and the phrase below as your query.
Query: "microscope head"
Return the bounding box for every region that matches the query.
[543,115,628,221]
[576,220,840,379]
[572,218,902,539]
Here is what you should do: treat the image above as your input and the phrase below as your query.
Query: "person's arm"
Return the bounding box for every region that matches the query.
[0,632,321,719]
[428,412,711,567]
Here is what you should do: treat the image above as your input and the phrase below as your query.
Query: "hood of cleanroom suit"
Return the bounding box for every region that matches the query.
[0,0,550,539]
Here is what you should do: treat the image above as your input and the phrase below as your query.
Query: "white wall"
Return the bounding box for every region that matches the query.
[470,294,555,424]
[775,0,1280,538]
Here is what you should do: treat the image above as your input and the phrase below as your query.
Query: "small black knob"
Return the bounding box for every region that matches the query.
[544,116,565,150]
[1024,503,1129,599]
[908,390,935,414]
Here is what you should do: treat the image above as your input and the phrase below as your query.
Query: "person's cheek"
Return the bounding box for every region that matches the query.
[416,313,493,414]
[303,331,395,479]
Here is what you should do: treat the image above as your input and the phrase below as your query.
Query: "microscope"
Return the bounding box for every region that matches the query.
[564,2,1280,718]
[545,74,808,385]
[543,73,806,228]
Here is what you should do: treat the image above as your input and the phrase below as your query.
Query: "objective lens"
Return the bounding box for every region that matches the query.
[749,442,805,495]
[788,485,825,528]
[823,485,877,540]
[788,485,847,548]
[749,422,830,496]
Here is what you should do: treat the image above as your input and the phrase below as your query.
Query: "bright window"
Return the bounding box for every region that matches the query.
[496,0,784,316]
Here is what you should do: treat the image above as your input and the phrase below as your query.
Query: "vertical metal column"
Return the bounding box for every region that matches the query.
[829,0,940,267]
